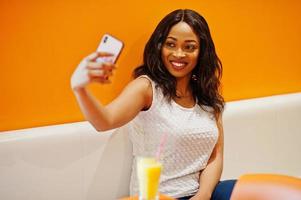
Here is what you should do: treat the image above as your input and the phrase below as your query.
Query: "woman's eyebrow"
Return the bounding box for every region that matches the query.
[185,40,198,43]
[166,36,177,41]
[166,36,198,43]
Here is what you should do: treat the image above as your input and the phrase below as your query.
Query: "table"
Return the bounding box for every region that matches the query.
[120,194,175,200]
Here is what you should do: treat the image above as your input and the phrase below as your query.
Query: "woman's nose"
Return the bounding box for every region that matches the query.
[172,48,186,58]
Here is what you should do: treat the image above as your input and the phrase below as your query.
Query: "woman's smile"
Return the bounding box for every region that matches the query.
[169,60,188,70]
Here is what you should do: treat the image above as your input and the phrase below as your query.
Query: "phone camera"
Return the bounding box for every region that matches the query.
[104,36,108,43]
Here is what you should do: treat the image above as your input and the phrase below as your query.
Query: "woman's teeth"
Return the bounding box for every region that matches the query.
[171,61,187,68]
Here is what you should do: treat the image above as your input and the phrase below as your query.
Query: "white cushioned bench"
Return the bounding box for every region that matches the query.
[0,92,300,200]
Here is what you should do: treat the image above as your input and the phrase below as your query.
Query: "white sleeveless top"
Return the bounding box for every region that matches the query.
[128,75,219,198]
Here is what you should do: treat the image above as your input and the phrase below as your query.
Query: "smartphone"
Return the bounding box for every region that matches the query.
[96,33,123,64]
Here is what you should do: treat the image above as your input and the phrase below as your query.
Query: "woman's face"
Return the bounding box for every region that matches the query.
[161,22,200,80]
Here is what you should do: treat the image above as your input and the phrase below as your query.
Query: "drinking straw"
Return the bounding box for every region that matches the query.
[155,133,168,161]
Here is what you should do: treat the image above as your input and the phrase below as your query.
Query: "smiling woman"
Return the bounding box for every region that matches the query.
[134,9,224,115]
[71,9,236,200]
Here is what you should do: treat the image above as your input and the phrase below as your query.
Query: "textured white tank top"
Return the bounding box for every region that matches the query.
[128,75,219,198]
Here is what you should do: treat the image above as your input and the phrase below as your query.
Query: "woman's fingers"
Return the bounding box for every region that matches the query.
[87,62,115,84]
[85,52,113,62]
[97,51,113,57]
[85,52,98,61]
[87,62,114,76]
[90,75,111,84]
[71,52,115,89]
[88,69,113,77]
[91,77,111,84]
[87,61,115,78]
[86,62,115,70]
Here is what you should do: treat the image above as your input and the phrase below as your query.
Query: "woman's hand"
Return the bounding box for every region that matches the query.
[189,192,211,200]
[71,52,116,90]
[189,195,201,200]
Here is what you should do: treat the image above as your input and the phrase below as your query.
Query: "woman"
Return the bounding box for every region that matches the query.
[71,9,236,200]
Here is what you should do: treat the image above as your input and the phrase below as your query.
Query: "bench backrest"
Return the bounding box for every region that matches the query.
[1,92,300,199]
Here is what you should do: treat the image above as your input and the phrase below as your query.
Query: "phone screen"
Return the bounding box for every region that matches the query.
[96,34,123,64]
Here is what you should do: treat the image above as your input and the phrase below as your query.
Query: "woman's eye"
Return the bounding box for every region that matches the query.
[184,44,197,51]
[165,42,176,48]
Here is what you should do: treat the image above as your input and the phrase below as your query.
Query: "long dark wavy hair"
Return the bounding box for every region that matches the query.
[134,9,224,117]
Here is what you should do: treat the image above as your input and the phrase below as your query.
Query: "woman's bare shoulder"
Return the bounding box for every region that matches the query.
[125,76,153,108]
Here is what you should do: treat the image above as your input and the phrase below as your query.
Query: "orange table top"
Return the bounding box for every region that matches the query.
[120,194,175,200]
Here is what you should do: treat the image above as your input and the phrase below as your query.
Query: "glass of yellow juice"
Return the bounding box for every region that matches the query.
[137,157,162,200]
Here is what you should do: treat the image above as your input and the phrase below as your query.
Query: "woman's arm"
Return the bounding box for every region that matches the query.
[73,77,152,131]
[191,115,224,200]
[71,52,152,132]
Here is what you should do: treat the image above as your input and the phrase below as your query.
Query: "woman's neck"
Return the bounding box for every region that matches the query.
[176,76,192,98]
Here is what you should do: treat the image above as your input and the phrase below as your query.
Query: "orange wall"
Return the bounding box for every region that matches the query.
[1,0,301,131]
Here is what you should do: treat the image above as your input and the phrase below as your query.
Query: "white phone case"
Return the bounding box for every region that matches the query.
[96,33,123,64]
